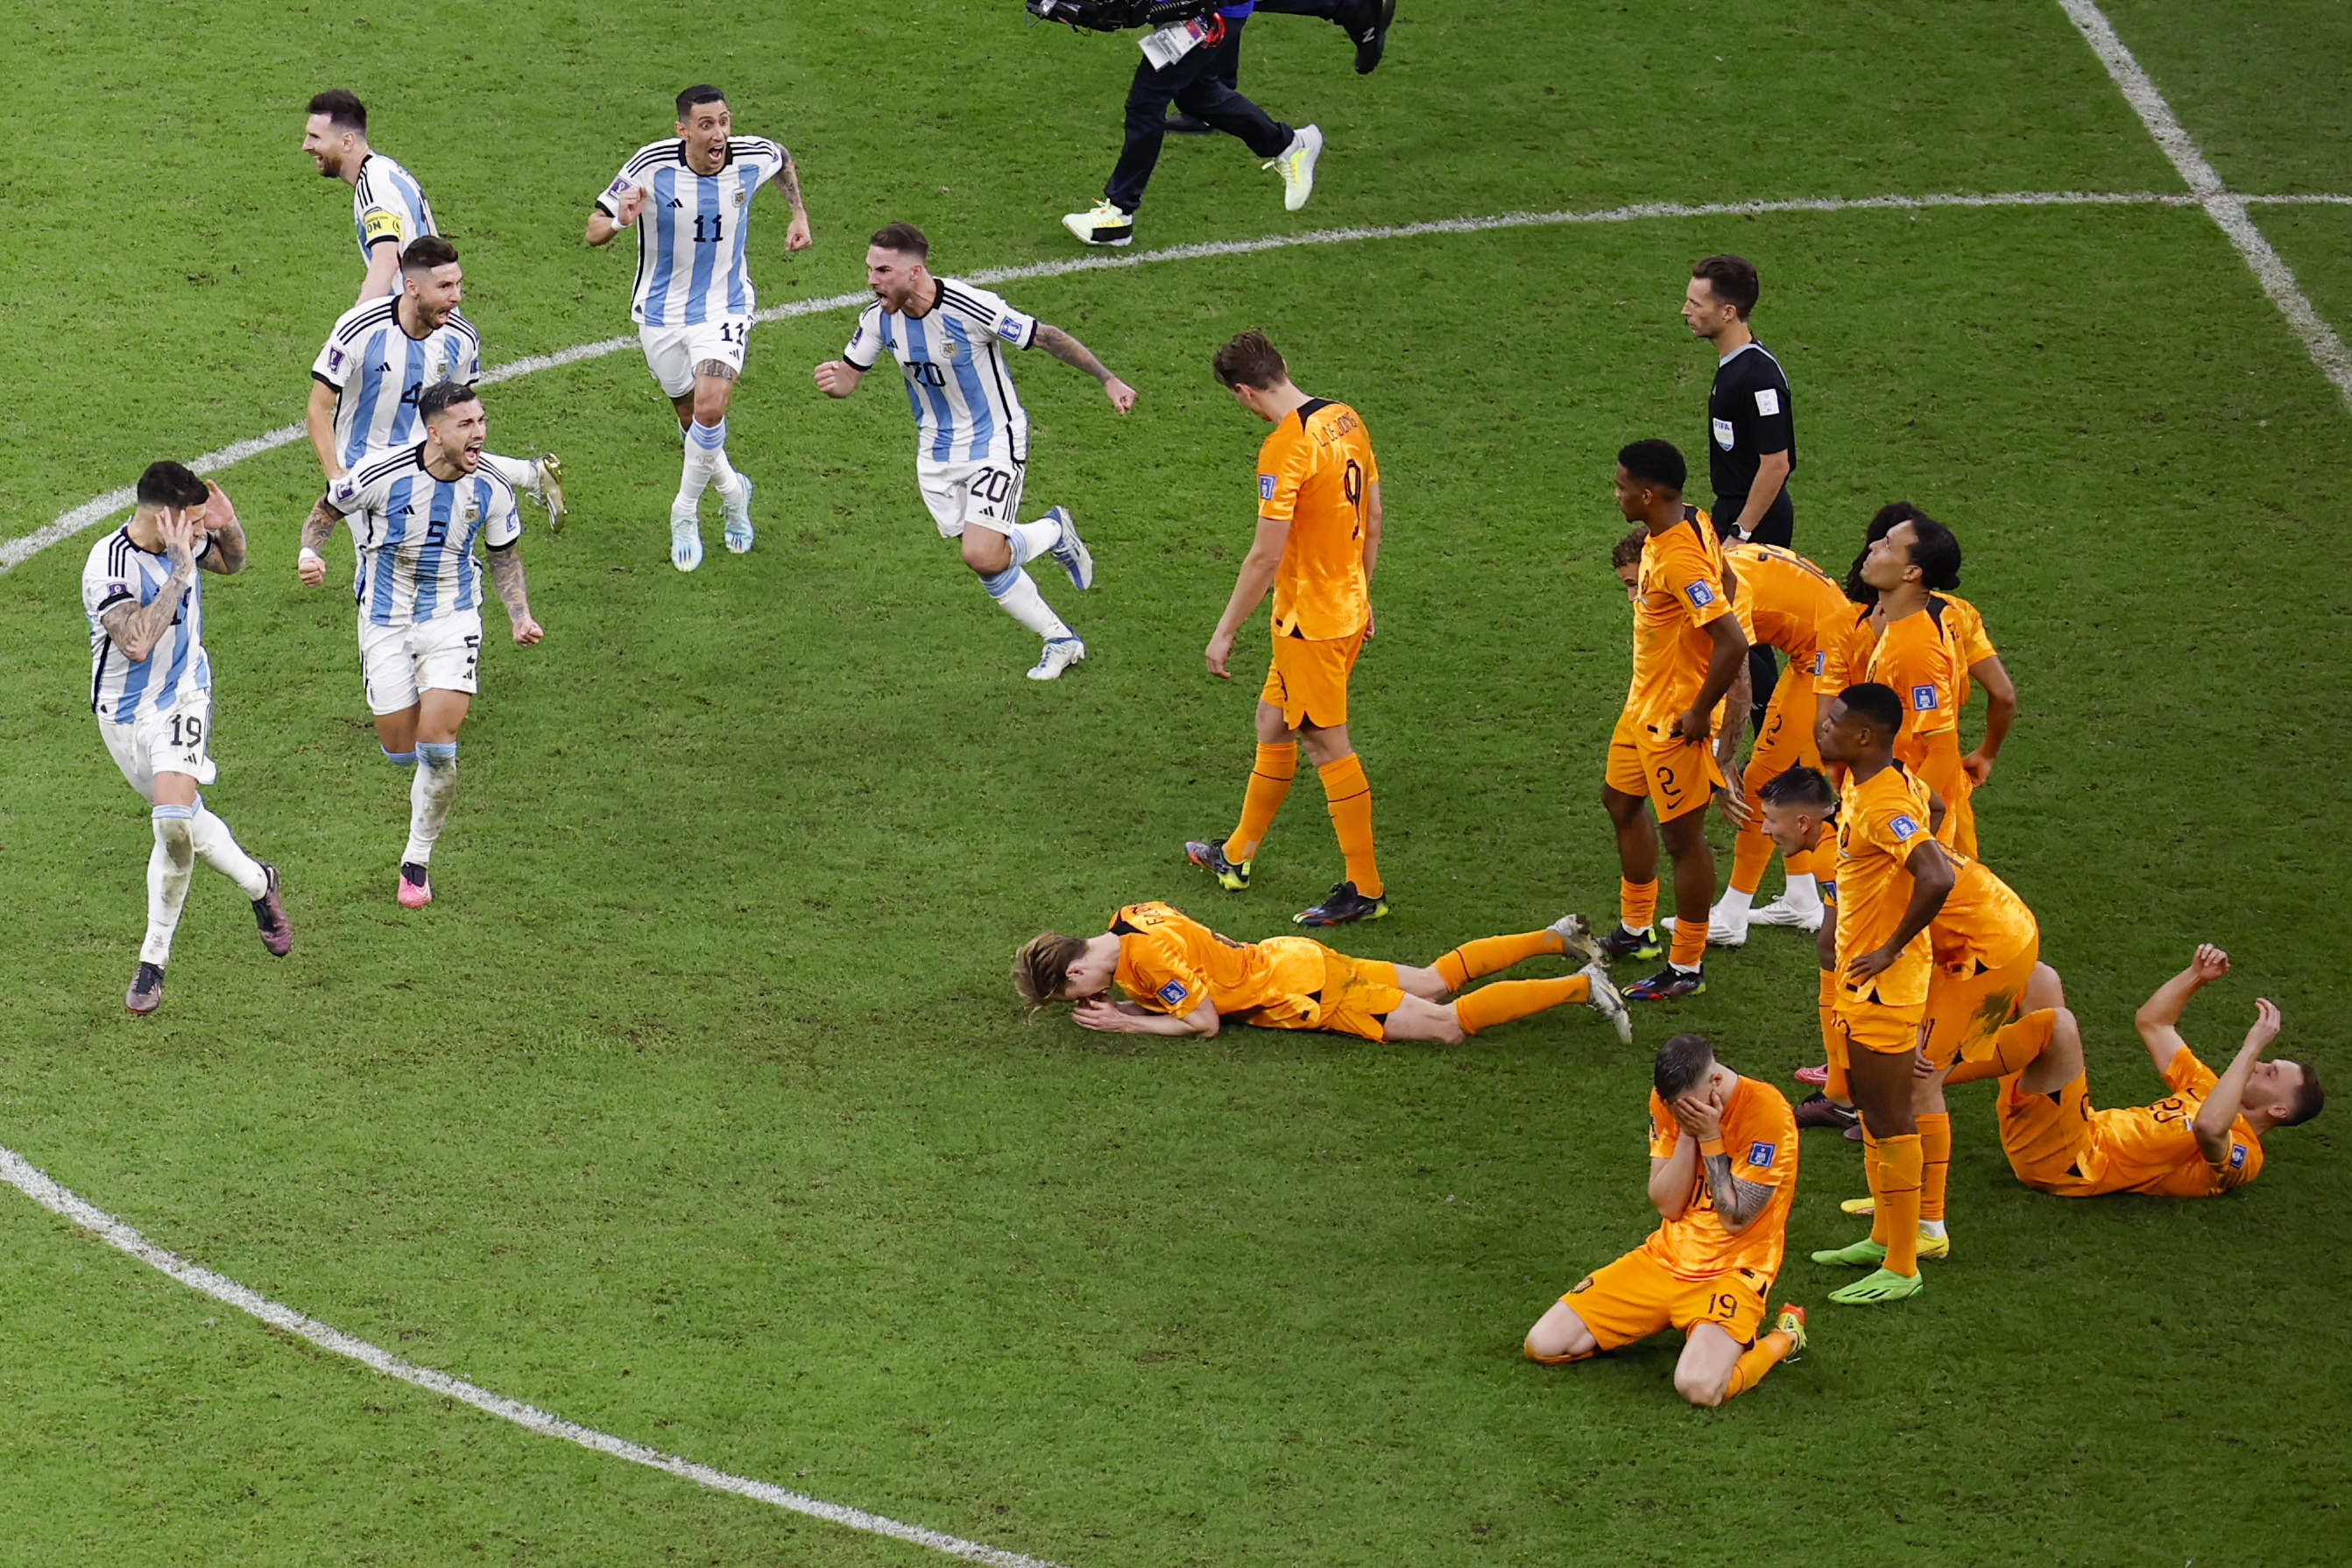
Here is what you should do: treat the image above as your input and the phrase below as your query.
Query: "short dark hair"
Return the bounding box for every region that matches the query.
[1837,682,1905,736]
[1692,254,1759,319]
[136,461,208,510]
[417,380,479,424]
[675,84,726,120]
[307,89,366,133]
[869,222,930,259]
[400,235,460,273]
[2284,1063,2326,1127]
[1845,502,1930,604]
[1617,439,1685,493]
[1758,764,1836,812]
[1901,515,1964,591]
[1611,526,1648,572]
[1654,1034,1716,1100]
[1212,329,1288,391]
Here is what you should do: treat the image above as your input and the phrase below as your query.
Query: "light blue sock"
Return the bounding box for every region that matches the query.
[417,741,458,768]
[382,747,418,767]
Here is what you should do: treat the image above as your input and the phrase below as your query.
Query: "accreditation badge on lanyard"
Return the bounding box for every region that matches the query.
[1141,12,1224,68]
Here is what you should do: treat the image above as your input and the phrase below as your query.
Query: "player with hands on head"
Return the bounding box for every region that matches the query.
[1014,901,1628,1045]
[1186,331,1388,927]
[297,383,542,909]
[1523,1032,1806,1407]
[814,223,1131,681]
[84,465,291,1014]
[1595,440,1750,1000]
[588,84,813,571]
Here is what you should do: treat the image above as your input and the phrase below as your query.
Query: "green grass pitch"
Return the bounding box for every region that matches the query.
[0,1,2348,1563]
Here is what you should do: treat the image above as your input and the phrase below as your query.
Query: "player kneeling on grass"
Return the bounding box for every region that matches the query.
[1013,901,1630,1044]
[1523,1033,1805,1407]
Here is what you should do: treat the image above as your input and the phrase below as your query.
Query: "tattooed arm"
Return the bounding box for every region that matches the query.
[1671,1084,1776,1232]
[778,153,812,251]
[196,484,246,575]
[296,495,342,586]
[99,510,201,661]
[1032,322,1137,413]
[485,542,544,645]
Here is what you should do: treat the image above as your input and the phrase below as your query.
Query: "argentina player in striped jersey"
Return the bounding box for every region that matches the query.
[83,465,292,1015]
[300,89,437,307]
[813,224,1135,682]
[297,383,544,909]
[307,236,569,529]
[586,84,813,573]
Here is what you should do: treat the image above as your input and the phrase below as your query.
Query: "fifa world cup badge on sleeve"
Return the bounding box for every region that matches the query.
[1890,814,1919,842]
[1685,581,1715,609]
[1259,474,1276,502]
[1748,1141,1776,1168]
[1156,980,1189,1007]
[1911,683,1938,712]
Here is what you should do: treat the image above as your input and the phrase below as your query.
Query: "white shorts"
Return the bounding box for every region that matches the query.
[101,691,218,799]
[916,456,1027,540]
[359,610,483,715]
[639,318,750,398]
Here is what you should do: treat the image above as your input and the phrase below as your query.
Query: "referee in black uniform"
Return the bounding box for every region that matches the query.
[1682,252,1795,726]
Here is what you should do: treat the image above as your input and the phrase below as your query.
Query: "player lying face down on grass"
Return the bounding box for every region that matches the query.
[1012,901,1631,1044]
[1523,1032,1808,1407]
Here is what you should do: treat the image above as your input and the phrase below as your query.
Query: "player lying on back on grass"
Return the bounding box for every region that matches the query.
[1523,1032,1806,1407]
[1013,901,1630,1045]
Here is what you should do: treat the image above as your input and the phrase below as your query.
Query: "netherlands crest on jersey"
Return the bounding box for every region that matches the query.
[1747,1141,1776,1168]
[1890,814,1920,840]
[1156,980,1188,1006]
[1685,581,1716,609]
[1259,474,1276,501]
[1911,683,1939,712]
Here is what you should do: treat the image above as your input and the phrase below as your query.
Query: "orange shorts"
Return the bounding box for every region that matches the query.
[1560,1247,1770,1350]
[1920,939,2037,1070]
[1603,710,1726,823]
[1995,1070,2095,1194]
[1234,941,1402,1040]
[1832,998,1923,1057]
[1261,626,1365,730]
[1742,659,1823,807]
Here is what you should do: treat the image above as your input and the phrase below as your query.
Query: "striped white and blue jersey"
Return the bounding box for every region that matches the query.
[312,296,482,472]
[327,444,523,628]
[596,137,788,327]
[82,526,212,723]
[843,279,1039,463]
[351,152,437,272]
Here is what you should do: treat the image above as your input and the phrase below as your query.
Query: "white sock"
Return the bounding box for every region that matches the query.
[1714,887,1755,921]
[1006,517,1063,566]
[979,564,1070,641]
[404,743,459,865]
[676,421,724,517]
[1780,872,1819,908]
[479,451,540,498]
[142,804,197,966]
[1918,1218,1947,1239]
[191,805,268,900]
[708,432,745,507]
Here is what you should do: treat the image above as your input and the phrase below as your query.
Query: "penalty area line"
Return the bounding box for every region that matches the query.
[4,182,2342,575]
[0,1141,1064,1568]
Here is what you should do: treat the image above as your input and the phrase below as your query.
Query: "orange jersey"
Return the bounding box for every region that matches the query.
[1723,540,1846,660]
[1108,901,1324,1021]
[2082,1048,2266,1197]
[1941,591,1997,707]
[1257,399,1379,640]
[1868,596,1968,741]
[1833,763,1937,1008]
[1625,504,1734,730]
[1928,851,2038,970]
[1643,1076,1799,1280]
[1813,599,1876,697]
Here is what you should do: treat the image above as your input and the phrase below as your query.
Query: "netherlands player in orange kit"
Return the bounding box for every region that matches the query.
[1011,901,1631,1044]
[1523,1033,1806,1406]
[1595,440,1750,1002]
[1189,331,1389,928]
[1960,944,2323,1199]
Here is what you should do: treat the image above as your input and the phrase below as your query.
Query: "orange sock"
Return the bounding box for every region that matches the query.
[1787,843,1820,880]
[1862,1130,1886,1244]
[1728,828,1774,896]
[1453,975,1590,1035]
[1224,742,1296,862]
[1918,1112,1951,1224]
[1876,1134,1924,1275]
[1945,1007,2055,1086]
[1317,754,1381,897]
[1523,1343,1595,1366]
[1434,930,1561,992]
[1668,908,1708,970]
[1722,1330,1794,1401]
[1619,877,1657,932]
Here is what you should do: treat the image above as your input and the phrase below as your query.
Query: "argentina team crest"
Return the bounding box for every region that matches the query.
[463,502,481,524]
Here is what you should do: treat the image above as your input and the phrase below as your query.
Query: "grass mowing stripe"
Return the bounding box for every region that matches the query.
[2057,0,2352,407]
[0,1141,1065,1568]
[19,183,2339,577]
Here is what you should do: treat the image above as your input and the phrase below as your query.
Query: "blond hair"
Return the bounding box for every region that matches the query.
[1011,931,1090,1012]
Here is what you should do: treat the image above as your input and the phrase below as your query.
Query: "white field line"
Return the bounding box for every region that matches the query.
[0,1142,1062,1568]
[2057,0,2352,410]
[14,183,2348,576]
